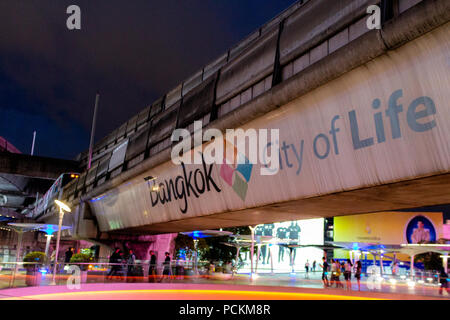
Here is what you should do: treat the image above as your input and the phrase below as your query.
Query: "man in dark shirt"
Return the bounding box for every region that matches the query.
[107,248,121,280]
[320,257,329,287]
[64,247,74,263]
[159,252,171,282]
[276,226,288,239]
[263,224,274,237]
[255,225,264,236]
[288,222,301,241]
[148,250,157,282]
[288,222,301,262]
[439,267,449,295]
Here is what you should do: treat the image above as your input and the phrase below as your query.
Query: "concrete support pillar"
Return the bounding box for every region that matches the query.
[52,209,64,285]
[410,254,415,278]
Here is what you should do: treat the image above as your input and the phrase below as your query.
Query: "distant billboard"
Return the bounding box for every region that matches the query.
[238,218,324,273]
[334,212,444,245]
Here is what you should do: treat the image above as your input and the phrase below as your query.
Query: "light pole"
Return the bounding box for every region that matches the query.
[52,200,71,285]
[193,239,199,275]
[44,234,53,258]
[249,226,256,280]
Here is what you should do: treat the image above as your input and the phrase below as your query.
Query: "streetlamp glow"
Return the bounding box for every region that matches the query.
[51,200,71,284]
[55,200,71,213]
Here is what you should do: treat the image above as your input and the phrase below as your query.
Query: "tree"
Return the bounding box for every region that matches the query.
[174,226,252,265]
[174,233,207,262]
[415,252,443,271]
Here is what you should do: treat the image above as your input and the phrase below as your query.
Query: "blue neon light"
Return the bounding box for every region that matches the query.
[43,226,56,235]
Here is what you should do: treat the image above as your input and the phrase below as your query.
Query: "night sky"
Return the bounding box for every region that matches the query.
[0,0,297,159]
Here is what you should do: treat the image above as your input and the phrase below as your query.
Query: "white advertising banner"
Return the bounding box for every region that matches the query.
[90,24,450,232]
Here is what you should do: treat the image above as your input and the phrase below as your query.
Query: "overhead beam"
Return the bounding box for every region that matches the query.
[111,173,450,234]
[0,153,80,180]
[0,190,32,197]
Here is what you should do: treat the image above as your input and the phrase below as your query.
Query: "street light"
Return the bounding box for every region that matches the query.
[52,200,71,285]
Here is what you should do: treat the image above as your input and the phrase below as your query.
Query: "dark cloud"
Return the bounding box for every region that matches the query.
[0,0,297,159]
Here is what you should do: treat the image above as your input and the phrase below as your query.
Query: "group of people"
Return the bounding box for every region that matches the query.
[319,257,362,291]
[106,249,172,282]
[148,250,172,282]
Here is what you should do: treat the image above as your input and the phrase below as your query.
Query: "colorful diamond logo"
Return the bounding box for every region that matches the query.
[232,173,248,201]
[218,141,253,201]
[220,162,234,186]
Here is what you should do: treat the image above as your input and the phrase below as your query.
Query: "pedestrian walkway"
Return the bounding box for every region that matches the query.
[0,282,445,300]
[0,270,447,299]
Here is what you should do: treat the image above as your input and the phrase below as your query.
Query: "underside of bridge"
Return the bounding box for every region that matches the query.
[108,173,450,235]
[0,152,80,218]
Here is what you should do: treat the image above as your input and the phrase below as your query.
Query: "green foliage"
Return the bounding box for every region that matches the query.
[174,234,208,260]
[200,236,235,263]
[415,252,443,271]
[174,227,251,264]
[70,253,93,271]
[23,251,47,264]
[224,226,251,258]
[175,234,194,253]
[224,226,250,236]
[70,253,92,263]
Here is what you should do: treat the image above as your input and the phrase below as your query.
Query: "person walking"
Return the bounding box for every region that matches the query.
[319,257,329,287]
[63,247,74,273]
[312,260,316,272]
[160,252,171,282]
[355,260,362,291]
[336,261,344,288]
[126,249,136,282]
[344,259,353,290]
[64,247,74,263]
[330,259,337,287]
[106,248,121,280]
[439,267,449,296]
[305,260,310,279]
[148,250,157,282]
[391,261,399,276]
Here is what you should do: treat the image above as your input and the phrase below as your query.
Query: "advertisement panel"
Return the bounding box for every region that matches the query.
[239,218,324,273]
[334,211,444,245]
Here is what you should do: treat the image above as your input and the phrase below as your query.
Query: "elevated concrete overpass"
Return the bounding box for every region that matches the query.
[0,153,79,180]
[39,0,450,240]
[0,152,80,218]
